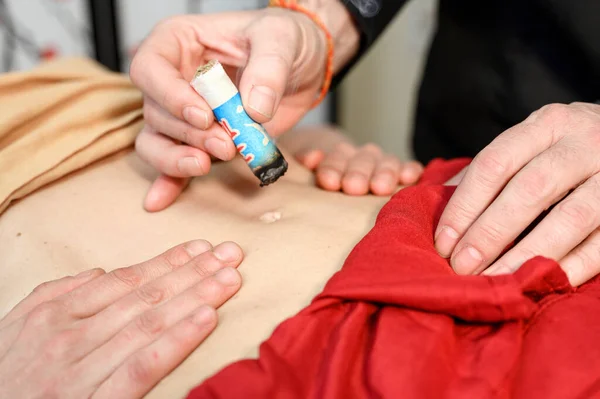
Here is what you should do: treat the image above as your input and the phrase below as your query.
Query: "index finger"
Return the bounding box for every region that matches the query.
[129,42,214,131]
[434,105,567,258]
[63,240,213,317]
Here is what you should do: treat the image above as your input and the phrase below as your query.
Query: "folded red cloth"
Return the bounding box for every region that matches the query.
[187,159,600,399]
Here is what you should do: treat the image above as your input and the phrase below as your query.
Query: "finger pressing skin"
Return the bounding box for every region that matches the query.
[130,49,214,131]
[75,267,241,391]
[450,140,596,275]
[144,174,190,213]
[342,144,380,195]
[91,305,218,399]
[295,148,325,171]
[0,269,104,331]
[135,125,212,178]
[399,161,424,185]
[80,242,242,352]
[484,174,600,277]
[434,108,565,259]
[143,96,236,162]
[63,240,214,318]
[370,155,403,196]
[558,227,600,286]
[315,142,356,191]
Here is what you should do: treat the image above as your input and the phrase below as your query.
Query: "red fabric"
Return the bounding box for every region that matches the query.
[187,159,600,399]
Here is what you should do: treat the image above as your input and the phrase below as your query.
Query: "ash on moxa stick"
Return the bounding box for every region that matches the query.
[190,60,288,186]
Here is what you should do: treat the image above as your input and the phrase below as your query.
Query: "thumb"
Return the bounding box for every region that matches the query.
[238,14,300,123]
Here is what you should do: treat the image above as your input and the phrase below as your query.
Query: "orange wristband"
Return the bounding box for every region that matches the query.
[268,0,334,109]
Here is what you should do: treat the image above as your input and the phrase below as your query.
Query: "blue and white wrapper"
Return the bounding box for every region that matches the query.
[190,60,287,185]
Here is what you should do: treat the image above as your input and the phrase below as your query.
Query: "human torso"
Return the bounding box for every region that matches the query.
[0,151,388,398]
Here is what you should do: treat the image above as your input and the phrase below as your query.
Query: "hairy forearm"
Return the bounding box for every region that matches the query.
[298,0,360,75]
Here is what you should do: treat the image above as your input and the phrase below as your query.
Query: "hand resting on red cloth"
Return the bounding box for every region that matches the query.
[188,158,600,399]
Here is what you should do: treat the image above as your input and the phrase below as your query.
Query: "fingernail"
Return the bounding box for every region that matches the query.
[183,106,210,130]
[177,157,204,175]
[204,137,229,161]
[452,246,484,274]
[192,305,216,326]
[248,85,276,118]
[184,240,212,257]
[144,189,161,210]
[434,226,459,258]
[213,267,240,286]
[212,242,242,262]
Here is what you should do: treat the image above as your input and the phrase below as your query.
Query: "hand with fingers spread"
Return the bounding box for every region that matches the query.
[129,3,360,212]
[0,239,244,398]
[279,125,423,196]
[436,102,600,286]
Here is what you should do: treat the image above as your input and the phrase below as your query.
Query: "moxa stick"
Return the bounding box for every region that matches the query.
[190,60,288,186]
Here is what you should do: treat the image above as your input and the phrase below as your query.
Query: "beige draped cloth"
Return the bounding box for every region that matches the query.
[0,57,143,215]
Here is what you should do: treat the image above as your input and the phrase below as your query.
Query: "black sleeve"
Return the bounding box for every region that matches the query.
[332,0,409,88]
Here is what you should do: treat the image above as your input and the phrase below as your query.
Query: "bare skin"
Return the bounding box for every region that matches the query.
[0,142,389,398]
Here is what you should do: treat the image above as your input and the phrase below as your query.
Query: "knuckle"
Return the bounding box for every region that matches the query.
[558,199,597,232]
[127,353,156,385]
[573,245,598,276]
[475,221,506,248]
[25,301,63,328]
[193,278,224,301]
[512,168,556,207]
[111,266,144,289]
[162,246,194,271]
[135,285,166,306]
[156,153,172,175]
[260,51,294,74]
[443,199,479,227]
[161,89,186,114]
[190,257,216,278]
[176,127,190,144]
[472,149,510,185]
[539,103,571,123]
[136,310,165,337]
[32,280,54,294]
[178,127,201,147]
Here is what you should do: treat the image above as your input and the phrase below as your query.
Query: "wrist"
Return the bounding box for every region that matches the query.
[292,0,360,75]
